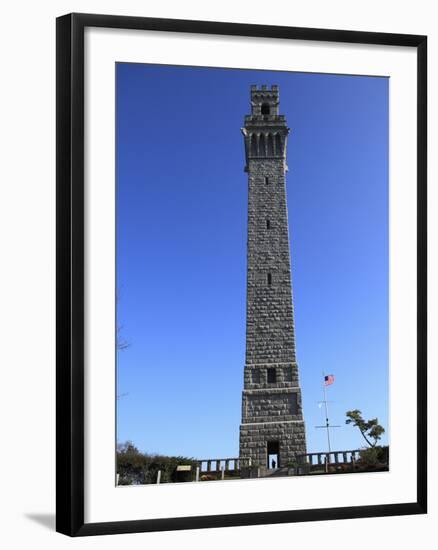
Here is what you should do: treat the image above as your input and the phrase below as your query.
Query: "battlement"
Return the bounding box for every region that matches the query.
[250,84,279,93]
[249,84,280,117]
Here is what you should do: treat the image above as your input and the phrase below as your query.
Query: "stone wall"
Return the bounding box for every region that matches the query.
[239,421,307,467]
[243,362,299,389]
[245,159,297,365]
[242,388,303,423]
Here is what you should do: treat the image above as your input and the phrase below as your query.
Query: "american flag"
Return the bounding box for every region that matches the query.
[324,374,335,386]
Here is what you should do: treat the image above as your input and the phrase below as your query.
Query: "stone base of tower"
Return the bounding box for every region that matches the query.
[239,421,306,468]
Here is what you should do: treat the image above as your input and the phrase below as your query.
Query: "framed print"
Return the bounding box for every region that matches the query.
[56,13,427,536]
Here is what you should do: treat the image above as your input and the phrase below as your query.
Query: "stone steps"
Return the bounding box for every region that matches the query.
[259,466,290,478]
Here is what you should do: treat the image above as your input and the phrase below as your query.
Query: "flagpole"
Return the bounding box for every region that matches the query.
[322,371,332,453]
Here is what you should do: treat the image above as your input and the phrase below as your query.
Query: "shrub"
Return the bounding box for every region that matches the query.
[116,441,198,485]
[359,445,389,467]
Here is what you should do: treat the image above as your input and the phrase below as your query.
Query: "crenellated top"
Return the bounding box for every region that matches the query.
[250,84,280,117]
[242,85,290,169]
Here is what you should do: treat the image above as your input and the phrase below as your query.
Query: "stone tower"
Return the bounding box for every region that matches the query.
[239,85,306,469]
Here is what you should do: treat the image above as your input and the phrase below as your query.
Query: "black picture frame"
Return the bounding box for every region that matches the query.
[56,12,427,537]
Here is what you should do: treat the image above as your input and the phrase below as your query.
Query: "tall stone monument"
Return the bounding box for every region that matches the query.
[239,85,307,469]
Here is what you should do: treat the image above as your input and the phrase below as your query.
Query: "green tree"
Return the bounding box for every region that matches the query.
[345,409,385,447]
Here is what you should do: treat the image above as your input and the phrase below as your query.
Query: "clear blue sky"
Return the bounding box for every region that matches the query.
[116,63,389,458]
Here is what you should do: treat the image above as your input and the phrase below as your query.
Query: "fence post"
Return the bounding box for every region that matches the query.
[157,470,161,484]
[196,466,200,482]
[221,466,225,480]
